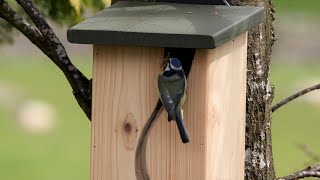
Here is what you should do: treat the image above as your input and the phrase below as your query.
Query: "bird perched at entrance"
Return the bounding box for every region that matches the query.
[158,58,189,143]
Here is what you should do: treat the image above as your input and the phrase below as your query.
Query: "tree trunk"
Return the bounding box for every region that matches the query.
[111,0,276,179]
[231,0,276,179]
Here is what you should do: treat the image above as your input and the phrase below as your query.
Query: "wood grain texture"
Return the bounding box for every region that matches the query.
[91,45,163,180]
[91,32,247,180]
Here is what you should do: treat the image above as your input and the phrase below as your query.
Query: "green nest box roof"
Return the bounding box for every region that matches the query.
[67,1,264,48]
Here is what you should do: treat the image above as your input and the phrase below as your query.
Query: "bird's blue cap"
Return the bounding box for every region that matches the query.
[169,58,182,70]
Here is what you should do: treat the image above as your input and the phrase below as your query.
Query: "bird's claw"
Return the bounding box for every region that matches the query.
[168,112,176,122]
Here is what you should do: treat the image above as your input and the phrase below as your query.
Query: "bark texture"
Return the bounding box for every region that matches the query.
[277,164,320,180]
[231,0,276,179]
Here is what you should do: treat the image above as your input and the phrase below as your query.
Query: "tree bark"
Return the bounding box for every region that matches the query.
[231,0,276,179]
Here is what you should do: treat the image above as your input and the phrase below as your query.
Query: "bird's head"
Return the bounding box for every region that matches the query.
[165,58,183,72]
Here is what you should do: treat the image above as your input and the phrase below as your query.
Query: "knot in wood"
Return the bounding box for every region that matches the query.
[124,122,132,133]
[118,112,138,150]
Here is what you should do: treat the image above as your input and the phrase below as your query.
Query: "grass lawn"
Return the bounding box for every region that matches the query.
[271,62,320,178]
[0,56,319,179]
[274,0,320,17]
[0,56,92,180]
[271,2,320,179]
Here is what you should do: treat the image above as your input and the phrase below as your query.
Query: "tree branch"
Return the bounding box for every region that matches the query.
[0,0,92,119]
[272,84,320,112]
[0,0,45,51]
[135,101,163,180]
[277,164,320,180]
[15,0,91,119]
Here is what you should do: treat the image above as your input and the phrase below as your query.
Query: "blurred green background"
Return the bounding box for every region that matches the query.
[0,0,320,179]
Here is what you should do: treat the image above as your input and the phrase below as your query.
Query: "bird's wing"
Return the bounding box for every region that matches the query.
[158,75,176,119]
[172,75,186,107]
[172,88,185,107]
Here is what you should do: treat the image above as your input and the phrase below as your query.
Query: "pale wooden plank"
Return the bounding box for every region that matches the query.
[203,32,247,179]
[92,45,163,180]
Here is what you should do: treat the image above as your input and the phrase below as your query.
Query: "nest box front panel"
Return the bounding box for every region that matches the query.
[91,32,247,180]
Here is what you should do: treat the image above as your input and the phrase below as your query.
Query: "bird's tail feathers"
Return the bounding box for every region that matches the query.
[175,110,189,143]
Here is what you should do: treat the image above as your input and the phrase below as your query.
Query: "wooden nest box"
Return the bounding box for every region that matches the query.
[68,2,263,180]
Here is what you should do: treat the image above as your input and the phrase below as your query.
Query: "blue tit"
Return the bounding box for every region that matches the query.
[158,58,189,144]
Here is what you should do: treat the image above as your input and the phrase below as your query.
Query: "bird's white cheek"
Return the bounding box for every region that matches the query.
[165,64,170,71]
